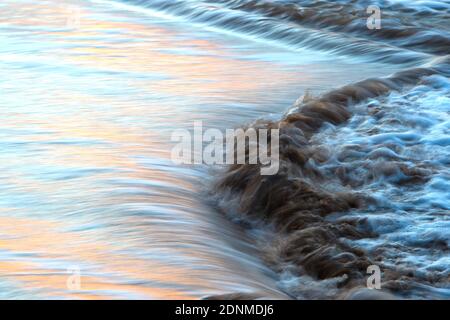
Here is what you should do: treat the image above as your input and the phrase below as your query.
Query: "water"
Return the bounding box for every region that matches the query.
[300,74,450,299]
[0,0,448,299]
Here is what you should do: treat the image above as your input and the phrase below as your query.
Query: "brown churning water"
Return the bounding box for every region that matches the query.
[0,0,449,299]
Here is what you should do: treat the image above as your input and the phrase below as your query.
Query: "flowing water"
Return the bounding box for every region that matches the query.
[0,0,448,299]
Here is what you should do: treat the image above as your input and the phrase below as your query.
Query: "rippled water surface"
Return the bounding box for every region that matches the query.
[1,0,447,299]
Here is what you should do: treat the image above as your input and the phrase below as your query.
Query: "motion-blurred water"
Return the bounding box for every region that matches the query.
[0,0,447,299]
[0,0,397,299]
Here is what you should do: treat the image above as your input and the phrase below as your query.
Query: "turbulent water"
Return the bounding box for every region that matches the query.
[0,0,448,299]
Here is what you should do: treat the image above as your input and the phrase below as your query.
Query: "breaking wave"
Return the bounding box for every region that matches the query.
[114,0,450,299]
[214,60,450,299]
[115,0,440,64]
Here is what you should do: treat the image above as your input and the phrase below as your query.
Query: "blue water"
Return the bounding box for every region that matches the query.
[0,0,447,299]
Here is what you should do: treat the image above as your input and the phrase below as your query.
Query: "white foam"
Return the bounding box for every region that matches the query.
[314,75,449,293]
